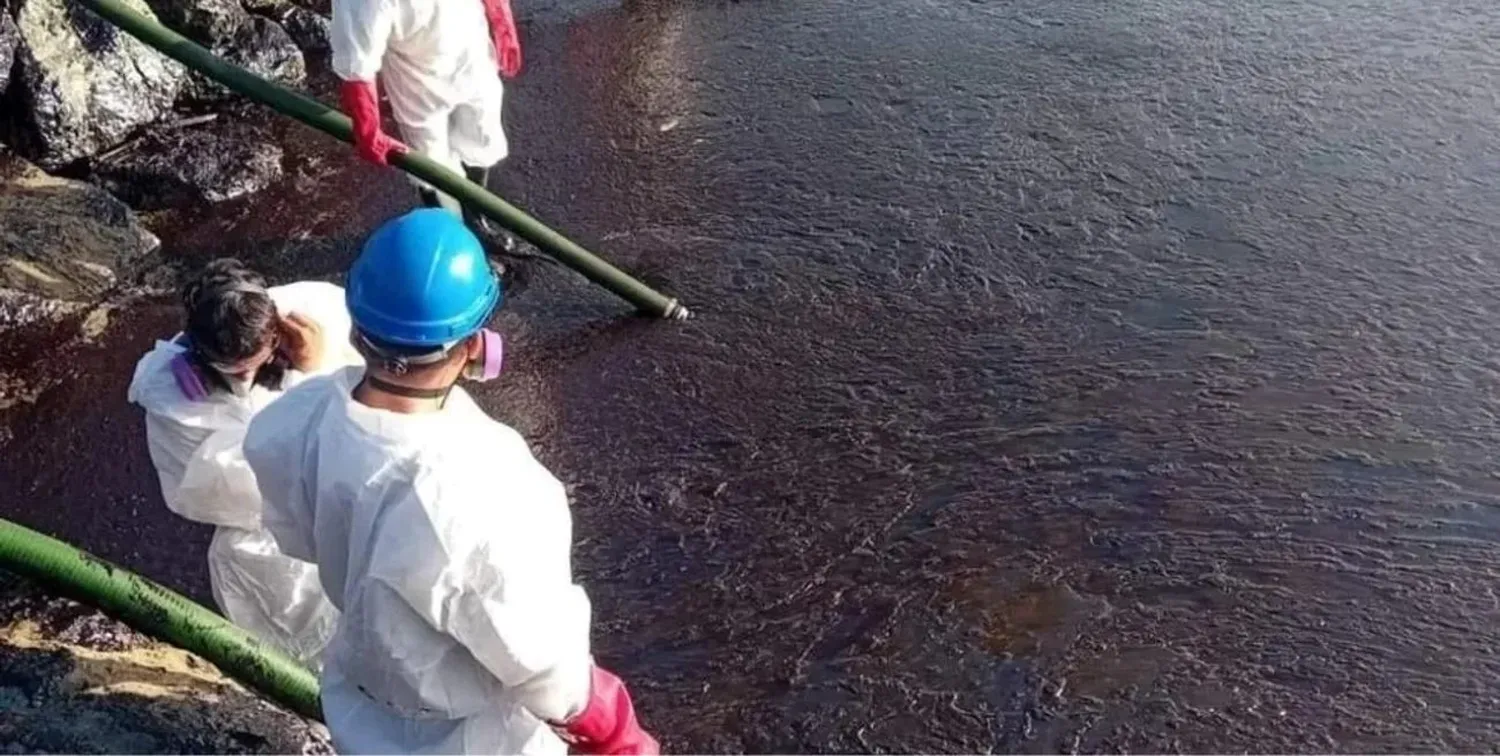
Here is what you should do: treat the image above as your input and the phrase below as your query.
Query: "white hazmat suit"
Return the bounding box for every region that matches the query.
[127,281,363,667]
[332,0,509,179]
[243,365,594,755]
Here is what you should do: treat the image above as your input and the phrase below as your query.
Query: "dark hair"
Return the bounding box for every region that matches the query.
[180,258,287,391]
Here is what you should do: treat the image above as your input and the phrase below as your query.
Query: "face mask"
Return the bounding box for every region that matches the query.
[171,352,266,401]
[462,329,504,382]
[172,337,281,401]
[222,373,256,397]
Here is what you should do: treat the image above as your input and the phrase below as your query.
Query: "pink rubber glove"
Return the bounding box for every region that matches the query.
[339,79,407,166]
[482,0,522,78]
[559,667,659,755]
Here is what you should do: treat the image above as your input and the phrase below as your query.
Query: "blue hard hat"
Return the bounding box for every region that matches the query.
[346,209,502,347]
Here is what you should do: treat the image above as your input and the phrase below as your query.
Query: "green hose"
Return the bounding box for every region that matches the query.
[74,0,690,320]
[0,517,322,721]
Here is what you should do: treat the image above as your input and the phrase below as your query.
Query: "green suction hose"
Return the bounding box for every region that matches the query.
[73,0,690,320]
[0,517,322,721]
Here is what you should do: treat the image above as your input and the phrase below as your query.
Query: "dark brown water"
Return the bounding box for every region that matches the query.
[6,0,1500,751]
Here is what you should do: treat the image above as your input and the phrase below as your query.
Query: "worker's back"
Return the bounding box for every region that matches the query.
[331,0,497,121]
[245,365,590,754]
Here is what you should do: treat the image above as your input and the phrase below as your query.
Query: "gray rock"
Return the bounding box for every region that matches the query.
[9,0,187,169]
[0,287,90,331]
[0,11,17,97]
[91,116,283,208]
[0,146,160,305]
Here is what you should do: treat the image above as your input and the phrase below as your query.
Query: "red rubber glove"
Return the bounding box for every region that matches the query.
[482,0,522,78]
[559,667,659,755]
[339,79,407,166]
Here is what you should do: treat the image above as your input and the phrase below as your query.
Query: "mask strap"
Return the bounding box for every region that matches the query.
[353,331,470,404]
[355,332,455,373]
[170,353,211,402]
[362,374,453,400]
[221,282,267,295]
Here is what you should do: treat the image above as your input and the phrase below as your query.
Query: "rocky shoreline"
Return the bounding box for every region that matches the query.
[0,0,332,329]
[0,571,330,753]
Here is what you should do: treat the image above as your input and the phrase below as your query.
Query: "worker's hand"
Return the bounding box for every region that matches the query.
[355,129,407,167]
[277,312,326,374]
[495,28,522,78]
[484,0,522,78]
[339,79,408,167]
[559,667,659,755]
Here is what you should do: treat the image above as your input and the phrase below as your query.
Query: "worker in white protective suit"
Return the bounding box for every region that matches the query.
[332,0,523,253]
[242,209,659,755]
[127,258,363,668]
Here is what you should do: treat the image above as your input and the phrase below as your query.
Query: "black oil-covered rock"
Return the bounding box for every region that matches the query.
[144,0,241,42]
[275,4,326,53]
[197,14,304,98]
[0,145,160,306]
[240,0,327,53]
[91,113,282,208]
[141,0,304,103]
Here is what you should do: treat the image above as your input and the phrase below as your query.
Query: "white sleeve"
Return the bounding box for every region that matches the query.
[140,406,202,512]
[331,0,394,82]
[389,455,595,723]
[172,423,265,531]
[244,390,319,563]
[446,542,595,723]
[140,401,261,531]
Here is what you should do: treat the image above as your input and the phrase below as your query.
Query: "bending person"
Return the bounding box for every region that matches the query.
[243,209,658,754]
[127,259,362,667]
[332,0,522,253]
